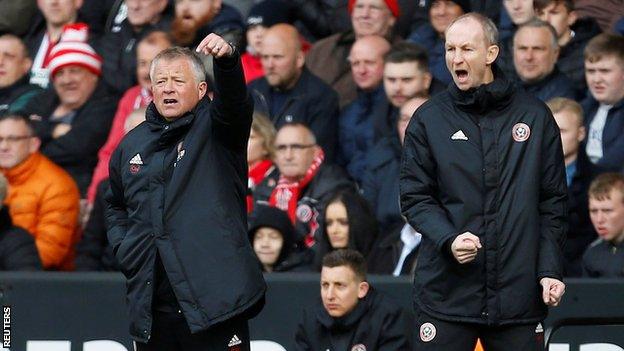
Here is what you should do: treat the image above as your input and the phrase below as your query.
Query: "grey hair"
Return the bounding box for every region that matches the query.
[514,18,559,49]
[149,46,206,84]
[446,12,499,46]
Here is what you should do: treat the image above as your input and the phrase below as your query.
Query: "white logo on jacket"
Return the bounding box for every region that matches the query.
[451,130,469,140]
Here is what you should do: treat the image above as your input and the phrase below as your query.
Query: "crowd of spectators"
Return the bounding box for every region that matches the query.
[0,0,623,285]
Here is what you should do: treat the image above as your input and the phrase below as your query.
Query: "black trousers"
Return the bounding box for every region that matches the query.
[414,312,545,351]
[135,310,250,351]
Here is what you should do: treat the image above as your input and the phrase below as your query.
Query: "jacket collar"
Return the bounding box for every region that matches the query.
[0,74,31,98]
[2,152,42,186]
[145,95,210,147]
[448,64,515,114]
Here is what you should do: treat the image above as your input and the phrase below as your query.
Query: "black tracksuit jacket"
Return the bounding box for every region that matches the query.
[400,69,568,326]
[105,51,266,342]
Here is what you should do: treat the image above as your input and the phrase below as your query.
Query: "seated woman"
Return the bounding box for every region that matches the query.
[248,205,312,272]
[247,112,276,212]
[313,189,379,270]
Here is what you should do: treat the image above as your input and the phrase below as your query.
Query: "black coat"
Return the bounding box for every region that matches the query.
[22,83,117,196]
[253,164,355,245]
[0,207,42,271]
[367,223,419,276]
[400,68,568,325]
[75,179,119,271]
[295,287,412,350]
[520,68,578,102]
[105,52,265,342]
[362,134,403,235]
[0,75,42,114]
[582,239,624,278]
[249,68,340,161]
[557,18,602,100]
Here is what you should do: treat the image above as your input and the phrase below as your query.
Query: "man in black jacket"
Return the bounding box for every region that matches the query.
[400,13,567,350]
[248,24,340,161]
[105,35,265,350]
[0,35,41,115]
[295,249,412,350]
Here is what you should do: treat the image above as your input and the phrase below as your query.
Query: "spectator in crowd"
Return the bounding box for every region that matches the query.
[408,0,469,85]
[0,34,42,114]
[534,0,602,98]
[376,43,441,140]
[248,205,313,272]
[172,0,245,49]
[241,0,293,84]
[295,249,412,350]
[75,0,117,40]
[582,173,624,278]
[87,30,172,204]
[512,19,577,101]
[249,24,340,161]
[0,114,80,270]
[24,0,88,88]
[547,97,596,277]
[0,0,39,37]
[0,173,42,271]
[98,0,171,94]
[498,0,536,79]
[306,0,400,108]
[363,96,428,242]
[75,108,146,271]
[582,33,624,173]
[401,13,566,348]
[21,40,116,196]
[338,35,390,184]
[247,112,276,213]
[314,190,379,270]
[253,123,354,248]
[287,0,349,42]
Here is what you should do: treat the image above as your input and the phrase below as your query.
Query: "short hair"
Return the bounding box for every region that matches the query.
[534,0,574,12]
[276,122,317,145]
[546,97,584,125]
[322,249,367,282]
[0,114,36,135]
[251,111,277,160]
[0,34,30,58]
[588,173,624,203]
[384,42,429,73]
[0,173,7,203]
[515,18,559,49]
[446,12,499,46]
[584,33,624,64]
[149,46,206,83]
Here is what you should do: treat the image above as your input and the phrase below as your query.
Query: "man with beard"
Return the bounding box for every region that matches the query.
[172,0,244,49]
[401,13,566,350]
[98,0,171,94]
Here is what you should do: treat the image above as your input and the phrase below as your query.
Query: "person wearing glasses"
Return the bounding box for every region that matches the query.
[0,114,80,270]
[253,123,354,249]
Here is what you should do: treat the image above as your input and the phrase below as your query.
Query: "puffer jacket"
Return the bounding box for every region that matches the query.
[2,152,80,270]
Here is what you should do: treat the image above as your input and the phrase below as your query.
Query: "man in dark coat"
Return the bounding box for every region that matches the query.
[20,41,117,196]
[253,123,354,248]
[512,19,577,102]
[249,24,340,161]
[400,13,567,350]
[295,249,412,350]
[105,36,265,350]
[0,35,41,115]
[581,33,624,174]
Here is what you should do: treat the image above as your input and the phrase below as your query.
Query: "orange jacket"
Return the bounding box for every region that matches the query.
[2,152,80,270]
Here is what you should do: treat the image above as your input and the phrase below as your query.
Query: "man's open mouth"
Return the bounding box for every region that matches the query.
[164,99,178,105]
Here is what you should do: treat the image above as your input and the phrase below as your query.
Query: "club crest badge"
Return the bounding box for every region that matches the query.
[351,344,367,351]
[420,322,437,342]
[296,204,313,223]
[512,123,531,142]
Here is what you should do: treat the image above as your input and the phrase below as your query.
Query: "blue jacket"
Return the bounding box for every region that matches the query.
[582,96,624,173]
[407,23,451,85]
[520,68,577,102]
[338,85,386,183]
[362,134,403,235]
